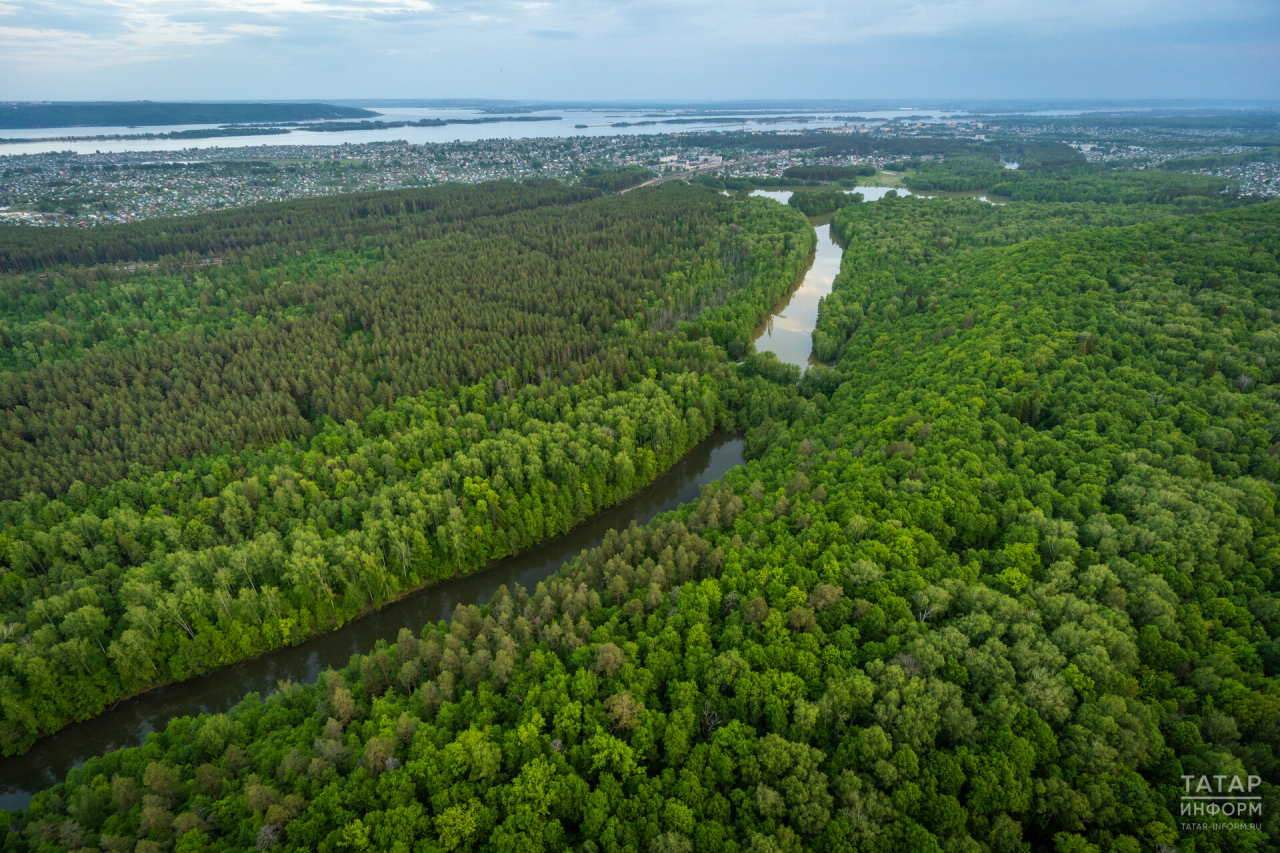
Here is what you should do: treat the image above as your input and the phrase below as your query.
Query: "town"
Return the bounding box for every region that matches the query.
[4,116,1275,227]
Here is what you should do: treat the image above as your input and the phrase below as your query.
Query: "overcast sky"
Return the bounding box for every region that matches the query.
[0,0,1276,102]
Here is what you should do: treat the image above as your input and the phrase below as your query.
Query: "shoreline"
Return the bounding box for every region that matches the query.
[1,429,739,760]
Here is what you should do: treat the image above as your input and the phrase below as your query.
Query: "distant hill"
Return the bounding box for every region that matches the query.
[0,102,378,129]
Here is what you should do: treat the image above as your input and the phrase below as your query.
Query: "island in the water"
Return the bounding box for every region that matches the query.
[0,102,378,129]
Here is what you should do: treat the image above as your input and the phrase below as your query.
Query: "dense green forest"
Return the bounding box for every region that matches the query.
[898,156,1007,193]
[0,181,599,272]
[787,191,863,217]
[3,178,1280,853]
[901,155,1233,205]
[0,370,720,755]
[0,104,377,130]
[0,182,813,753]
[811,198,1190,363]
[988,170,1233,205]
[1001,143,1087,171]
[782,166,877,182]
[1,182,810,498]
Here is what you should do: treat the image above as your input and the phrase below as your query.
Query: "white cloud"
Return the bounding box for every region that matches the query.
[113,0,436,16]
[223,22,282,34]
[0,0,1273,85]
[0,0,428,68]
[0,3,238,65]
[461,0,1270,44]
[0,22,224,67]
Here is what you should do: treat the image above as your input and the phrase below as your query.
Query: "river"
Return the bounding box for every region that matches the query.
[0,187,855,807]
[0,107,1027,158]
[0,108,948,158]
[747,187,894,371]
[0,436,746,808]
[744,183,1008,373]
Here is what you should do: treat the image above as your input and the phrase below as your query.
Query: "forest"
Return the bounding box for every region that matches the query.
[0,181,814,753]
[787,191,863,217]
[900,153,1232,206]
[0,181,600,272]
[2,176,1279,853]
[782,167,877,182]
[0,182,811,500]
[579,168,654,194]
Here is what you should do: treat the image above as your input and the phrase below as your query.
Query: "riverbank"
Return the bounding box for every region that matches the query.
[0,435,746,808]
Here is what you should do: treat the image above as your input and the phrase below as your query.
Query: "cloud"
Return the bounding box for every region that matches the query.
[0,7,237,68]
[223,23,282,34]
[791,0,1218,39]
[122,0,437,17]
[490,0,1273,44]
[0,0,436,68]
[0,0,1275,97]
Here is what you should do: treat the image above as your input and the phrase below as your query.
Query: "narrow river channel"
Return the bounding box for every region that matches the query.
[749,189,844,370]
[746,185,999,373]
[0,437,746,807]
[746,187,891,371]
[1,188,859,808]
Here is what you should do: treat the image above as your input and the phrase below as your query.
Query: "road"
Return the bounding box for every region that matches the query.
[622,155,776,192]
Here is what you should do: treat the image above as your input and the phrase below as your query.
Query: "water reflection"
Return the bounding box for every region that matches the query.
[750,215,844,370]
[747,185,908,204]
[0,435,744,809]
[910,189,1007,205]
[743,181,1004,370]
[750,186,1004,205]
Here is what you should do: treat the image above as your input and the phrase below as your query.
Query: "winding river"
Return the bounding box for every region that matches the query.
[746,185,919,370]
[747,188,849,369]
[0,438,746,807]
[745,184,995,371]
[0,189,857,808]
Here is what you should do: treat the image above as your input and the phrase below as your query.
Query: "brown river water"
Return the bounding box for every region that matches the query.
[0,193,850,807]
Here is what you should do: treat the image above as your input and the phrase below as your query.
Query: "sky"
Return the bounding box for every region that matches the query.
[0,0,1276,102]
